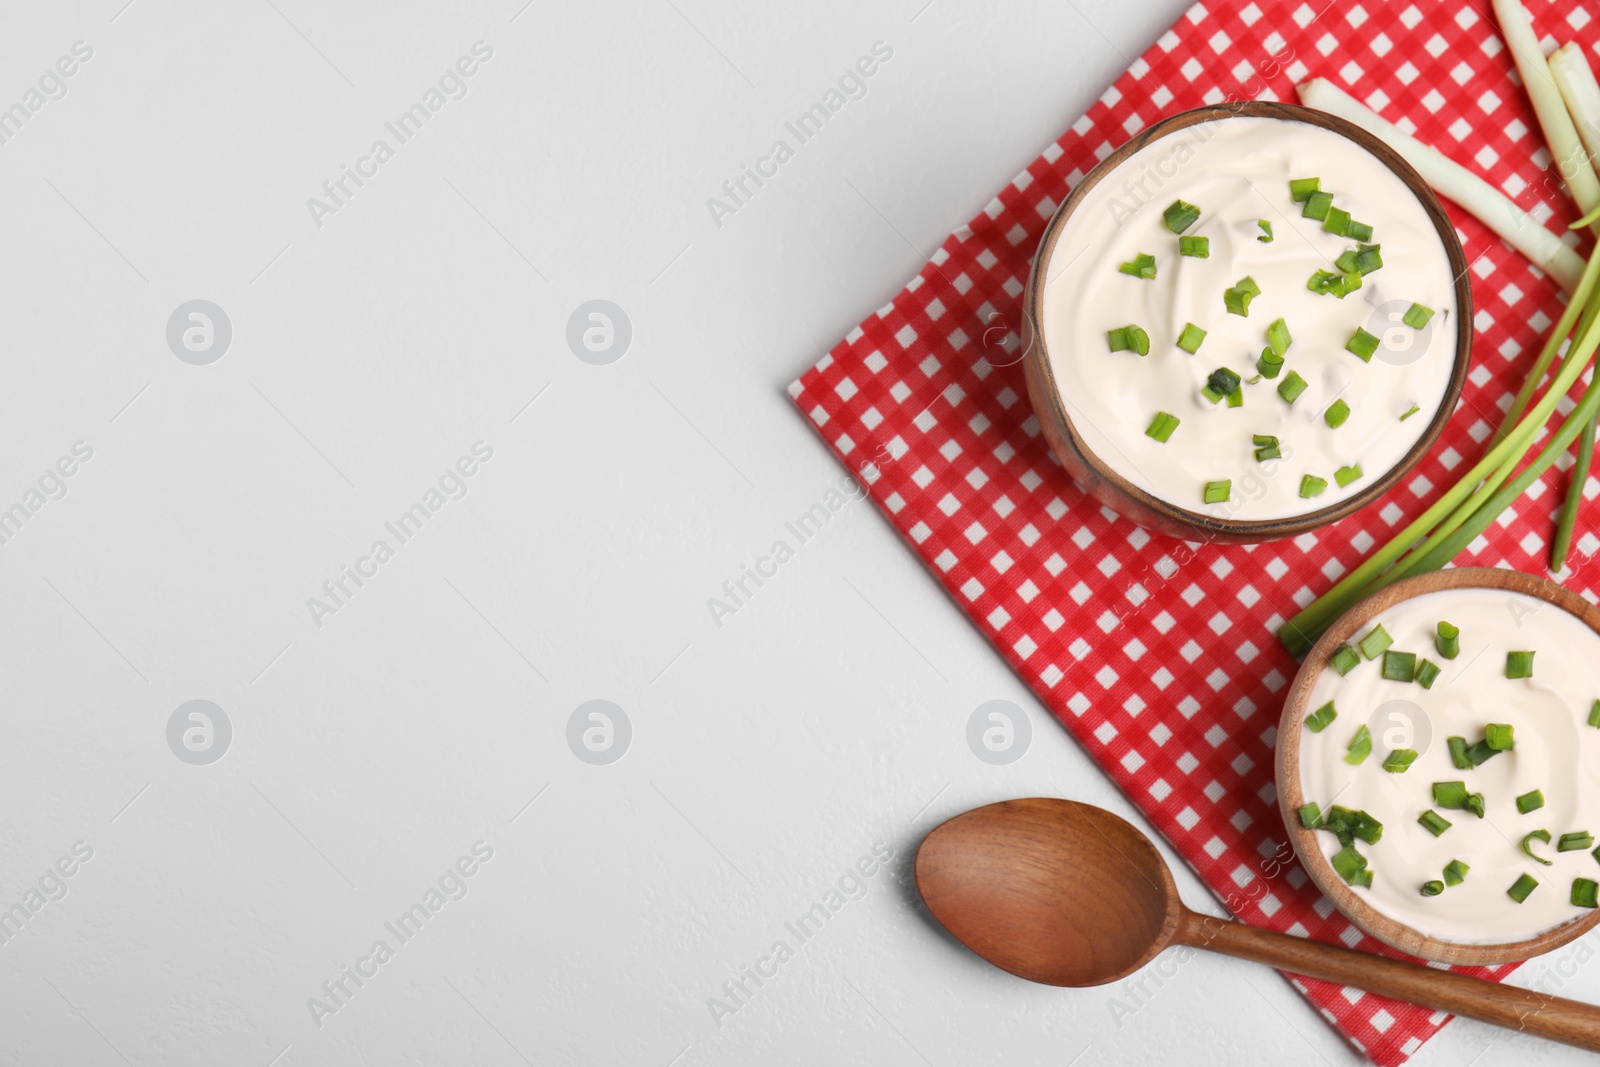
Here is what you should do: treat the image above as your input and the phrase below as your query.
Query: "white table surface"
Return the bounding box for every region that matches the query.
[2,1,1595,1064]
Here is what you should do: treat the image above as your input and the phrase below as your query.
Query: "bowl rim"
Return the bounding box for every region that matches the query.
[1275,566,1600,965]
[1021,100,1474,541]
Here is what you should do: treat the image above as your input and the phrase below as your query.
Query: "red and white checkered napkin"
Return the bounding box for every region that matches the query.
[789,1,1600,1062]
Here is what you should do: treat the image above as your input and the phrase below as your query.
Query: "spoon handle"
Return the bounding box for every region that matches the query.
[1179,910,1600,1052]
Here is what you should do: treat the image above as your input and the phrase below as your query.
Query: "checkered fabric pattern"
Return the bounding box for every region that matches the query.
[788,1,1600,1063]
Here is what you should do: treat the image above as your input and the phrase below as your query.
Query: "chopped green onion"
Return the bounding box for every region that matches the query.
[1312,268,1363,298]
[1307,269,1338,294]
[1420,879,1444,897]
[1331,844,1369,886]
[1224,279,1259,317]
[1258,220,1274,242]
[1203,480,1231,505]
[1298,801,1323,829]
[1299,474,1328,498]
[1381,650,1417,681]
[1266,317,1292,357]
[1226,386,1243,409]
[1574,878,1600,908]
[1403,303,1435,329]
[1289,177,1321,202]
[1253,434,1281,462]
[1506,650,1536,679]
[1306,701,1338,733]
[1416,660,1442,689]
[1179,235,1210,258]
[1448,737,1471,769]
[1163,200,1201,234]
[1418,809,1452,836]
[1329,645,1360,676]
[1278,371,1308,404]
[1522,829,1554,865]
[1463,739,1500,767]
[1508,873,1540,903]
[1345,220,1374,242]
[1118,252,1157,279]
[1323,810,1382,847]
[1257,348,1284,378]
[1560,831,1595,852]
[1436,622,1460,660]
[1108,326,1151,355]
[1433,781,1484,817]
[1177,322,1207,353]
[1590,700,1600,728]
[1323,805,1358,844]
[1517,789,1546,814]
[1443,859,1469,886]
[1400,403,1421,421]
[1325,399,1351,428]
[1357,625,1392,660]
[1344,724,1372,765]
[1345,328,1380,362]
[1302,190,1333,220]
[1322,206,1351,236]
[1145,411,1181,443]
[1207,367,1242,397]
[1201,386,1224,405]
[1381,748,1418,773]
[1334,463,1364,488]
[1333,245,1384,277]
[1484,723,1515,751]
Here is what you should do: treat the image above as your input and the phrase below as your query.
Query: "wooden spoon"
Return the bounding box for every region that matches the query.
[915,797,1600,1052]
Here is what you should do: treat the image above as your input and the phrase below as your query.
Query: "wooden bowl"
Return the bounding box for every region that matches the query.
[1276,567,1600,965]
[1021,101,1473,544]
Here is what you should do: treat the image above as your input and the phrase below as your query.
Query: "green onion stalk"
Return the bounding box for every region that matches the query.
[1553,416,1597,569]
[1278,225,1600,657]
[1493,203,1600,441]
[1381,291,1600,584]
[1526,202,1600,572]
[1396,366,1600,575]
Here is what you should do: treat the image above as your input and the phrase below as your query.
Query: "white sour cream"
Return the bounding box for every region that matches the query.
[1299,587,1600,945]
[1039,115,1460,521]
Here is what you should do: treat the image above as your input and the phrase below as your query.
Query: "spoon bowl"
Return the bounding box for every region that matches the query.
[915,797,1600,1053]
[914,797,1179,985]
